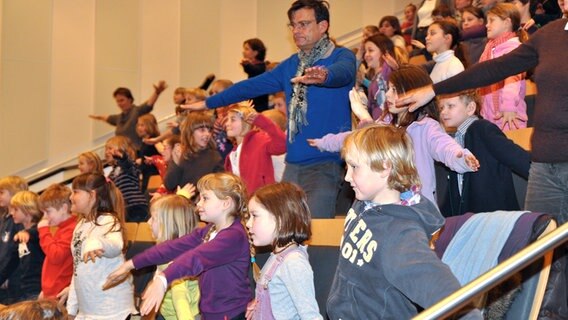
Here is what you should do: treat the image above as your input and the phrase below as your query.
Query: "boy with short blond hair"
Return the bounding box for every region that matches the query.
[0,176,28,304]
[326,125,481,319]
[9,190,44,302]
[37,183,77,303]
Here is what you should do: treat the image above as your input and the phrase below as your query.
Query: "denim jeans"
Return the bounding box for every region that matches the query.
[524,162,568,225]
[283,161,343,218]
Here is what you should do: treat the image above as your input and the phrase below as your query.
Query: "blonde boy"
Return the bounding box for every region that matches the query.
[37,184,77,302]
[326,125,481,319]
[9,191,44,302]
[0,176,28,304]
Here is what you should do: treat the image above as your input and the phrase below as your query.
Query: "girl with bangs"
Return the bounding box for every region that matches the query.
[309,65,479,206]
[224,105,286,195]
[163,111,223,195]
[106,173,253,320]
[67,173,134,319]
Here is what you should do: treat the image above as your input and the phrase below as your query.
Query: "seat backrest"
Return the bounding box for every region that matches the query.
[435,211,556,320]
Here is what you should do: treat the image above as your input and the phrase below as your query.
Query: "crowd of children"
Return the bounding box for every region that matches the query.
[1,0,566,318]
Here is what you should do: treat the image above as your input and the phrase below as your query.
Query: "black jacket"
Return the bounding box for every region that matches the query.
[441,119,530,216]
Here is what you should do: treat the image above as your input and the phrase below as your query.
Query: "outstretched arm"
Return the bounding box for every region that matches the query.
[89,114,110,122]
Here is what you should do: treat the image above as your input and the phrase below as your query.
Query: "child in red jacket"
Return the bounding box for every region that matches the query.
[224,105,286,195]
[37,184,77,303]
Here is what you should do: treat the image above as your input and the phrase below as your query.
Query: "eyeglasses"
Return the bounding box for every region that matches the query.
[287,20,316,31]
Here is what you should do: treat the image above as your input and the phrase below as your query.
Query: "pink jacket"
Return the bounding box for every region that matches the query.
[225,114,286,195]
[479,38,527,131]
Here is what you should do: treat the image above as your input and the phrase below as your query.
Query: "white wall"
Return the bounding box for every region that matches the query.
[0,0,405,178]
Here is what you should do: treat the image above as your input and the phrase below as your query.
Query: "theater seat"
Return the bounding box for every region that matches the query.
[434,211,556,319]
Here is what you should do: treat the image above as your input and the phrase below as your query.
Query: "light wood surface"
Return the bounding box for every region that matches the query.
[504,127,533,152]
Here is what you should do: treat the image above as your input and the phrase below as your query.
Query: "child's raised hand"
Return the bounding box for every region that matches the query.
[103,260,134,290]
[166,121,179,129]
[245,299,257,319]
[143,137,159,145]
[135,158,142,166]
[144,156,154,165]
[14,230,30,243]
[465,154,480,172]
[457,151,480,172]
[306,138,327,152]
[172,144,182,165]
[83,248,105,263]
[56,286,70,305]
[38,218,49,229]
[495,111,520,131]
[177,183,196,200]
[411,39,426,49]
[140,276,167,316]
[243,110,258,125]
[383,53,400,71]
[349,88,372,122]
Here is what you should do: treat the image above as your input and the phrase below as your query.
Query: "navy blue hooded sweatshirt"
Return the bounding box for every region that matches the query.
[326,196,481,319]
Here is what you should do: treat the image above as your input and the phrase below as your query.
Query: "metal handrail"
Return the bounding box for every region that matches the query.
[413,221,568,319]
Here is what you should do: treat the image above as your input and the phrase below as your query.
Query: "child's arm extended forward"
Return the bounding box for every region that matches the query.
[307,131,352,153]
[424,119,479,173]
[161,225,247,282]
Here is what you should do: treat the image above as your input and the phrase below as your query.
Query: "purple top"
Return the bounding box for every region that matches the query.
[313,117,473,205]
[132,219,251,319]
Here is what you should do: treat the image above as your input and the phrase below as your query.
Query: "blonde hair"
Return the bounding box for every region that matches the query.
[197,173,258,277]
[150,195,198,242]
[185,88,208,101]
[105,136,136,160]
[487,3,528,42]
[262,109,287,131]
[180,111,216,158]
[38,184,72,211]
[137,114,160,138]
[209,79,233,95]
[78,152,104,175]
[342,125,420,192]
[174,87,186,95]
[0,176,28,196]
[10,191,42,224]
[197,173,247,220]
[227,105,256,138]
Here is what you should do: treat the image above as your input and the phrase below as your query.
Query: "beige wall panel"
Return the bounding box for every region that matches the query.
[49,0,95,162]
[139,0,180,120]
[93,0,140,139]
[257,1,297,63]
[218,0,257,82]
[0,0,52,177]
[180,0,221,90]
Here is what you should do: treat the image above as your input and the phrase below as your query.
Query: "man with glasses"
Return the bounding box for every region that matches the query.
[184,0,356,218]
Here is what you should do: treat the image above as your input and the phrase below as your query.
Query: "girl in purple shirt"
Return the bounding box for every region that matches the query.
[105,173,252,320]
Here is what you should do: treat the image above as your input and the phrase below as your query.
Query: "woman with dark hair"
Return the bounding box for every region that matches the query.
[241,38,270,112]
[379,15,408,54]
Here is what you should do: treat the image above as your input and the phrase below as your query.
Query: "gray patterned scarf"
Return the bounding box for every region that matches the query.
[288,35,334,142]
